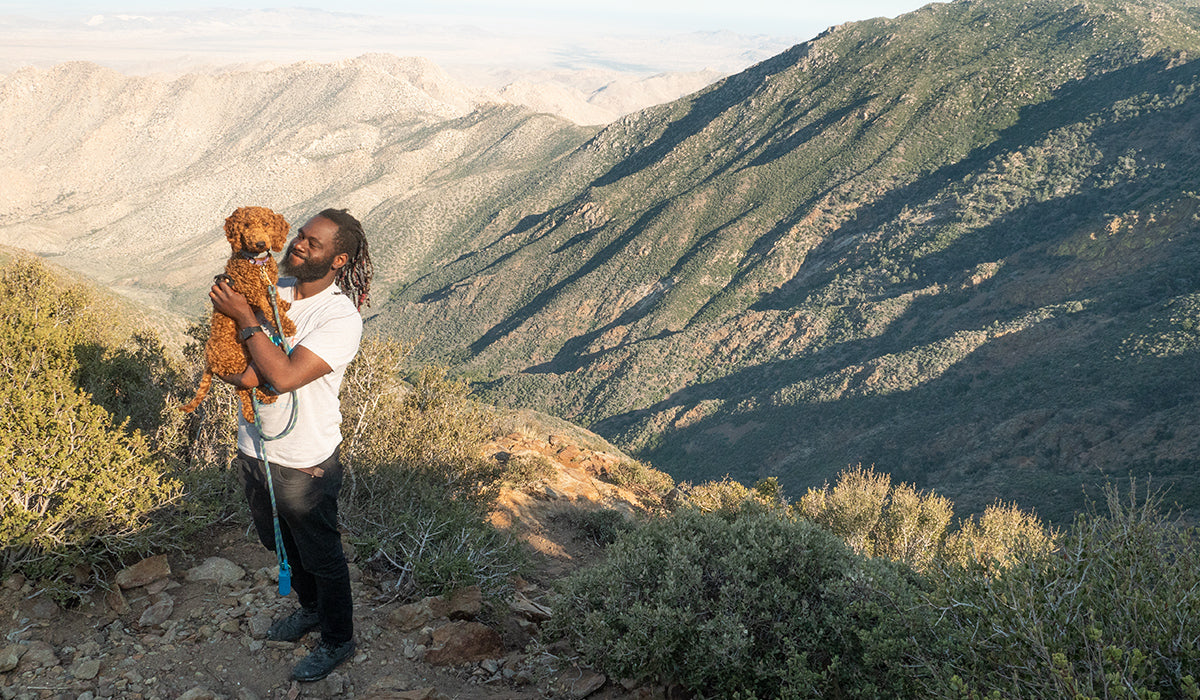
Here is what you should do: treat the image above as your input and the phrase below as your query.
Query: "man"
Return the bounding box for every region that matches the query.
[210,208,373,682]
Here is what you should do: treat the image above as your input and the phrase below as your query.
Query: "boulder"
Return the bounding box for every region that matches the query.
[138,593,175,627]
[185,557,246,586]
[116,554,171,589]
[423,621,504,666]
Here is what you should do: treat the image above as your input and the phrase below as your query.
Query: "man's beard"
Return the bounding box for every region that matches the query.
[281,244,334,282]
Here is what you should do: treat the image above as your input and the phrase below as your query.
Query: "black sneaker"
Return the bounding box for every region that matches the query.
[266,607,321,642]
[291,639,356,682]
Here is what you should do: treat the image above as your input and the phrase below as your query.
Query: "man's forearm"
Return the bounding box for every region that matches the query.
[242,328,302,392]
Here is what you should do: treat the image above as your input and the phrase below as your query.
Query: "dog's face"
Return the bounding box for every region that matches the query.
[225,206,290,255]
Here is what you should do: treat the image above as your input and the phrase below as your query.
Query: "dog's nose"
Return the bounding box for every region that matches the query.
[253,240,268,251]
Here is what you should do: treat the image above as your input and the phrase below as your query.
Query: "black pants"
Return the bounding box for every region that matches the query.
[236,448,353,645]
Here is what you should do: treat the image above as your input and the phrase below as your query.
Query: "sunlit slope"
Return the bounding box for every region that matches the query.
[0,55,595,311]
[374,0,1200,518]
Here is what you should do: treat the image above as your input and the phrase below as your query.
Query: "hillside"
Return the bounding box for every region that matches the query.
[0,54,595,313]
[372,0,1200,521]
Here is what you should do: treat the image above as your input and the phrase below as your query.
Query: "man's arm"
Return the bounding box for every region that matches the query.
[210,279,332,393]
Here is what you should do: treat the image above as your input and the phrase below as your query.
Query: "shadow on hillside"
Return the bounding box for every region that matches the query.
[468,203,670,355]
[416,213,548,304]
[753,54,1200,312]
[595,307,1200,521]
[591,44,805,188]
[507,55,1200,393]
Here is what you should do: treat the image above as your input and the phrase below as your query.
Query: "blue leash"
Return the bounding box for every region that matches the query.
[251,280,299,597]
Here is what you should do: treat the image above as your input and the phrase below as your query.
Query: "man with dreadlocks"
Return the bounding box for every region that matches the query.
[210,207,372,682]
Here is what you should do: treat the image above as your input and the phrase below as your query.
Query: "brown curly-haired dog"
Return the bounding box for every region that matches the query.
[181,206,297,422]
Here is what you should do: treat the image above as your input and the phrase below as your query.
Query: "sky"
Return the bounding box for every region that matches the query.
[0,1,935,78]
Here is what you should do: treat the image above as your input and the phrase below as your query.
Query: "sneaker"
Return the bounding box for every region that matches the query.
[266,607,321,642]
[291,639,356,682]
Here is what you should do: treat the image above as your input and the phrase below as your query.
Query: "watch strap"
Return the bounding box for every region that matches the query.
[239,325,264,341]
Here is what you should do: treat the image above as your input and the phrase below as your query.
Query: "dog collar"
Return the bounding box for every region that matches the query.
[238,251,272,266]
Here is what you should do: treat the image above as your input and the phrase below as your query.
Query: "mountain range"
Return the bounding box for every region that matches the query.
[372,0,1200,520]
[6,0,1200,521]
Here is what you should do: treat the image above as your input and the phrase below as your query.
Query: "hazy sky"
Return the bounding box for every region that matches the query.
[2,2,931,35]
[0,1,935,77]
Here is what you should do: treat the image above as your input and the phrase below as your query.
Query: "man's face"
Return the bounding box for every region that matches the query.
[282,216,340,282]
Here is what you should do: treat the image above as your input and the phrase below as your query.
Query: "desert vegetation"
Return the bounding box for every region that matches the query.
[552,471,1200,700]
[5,255,1200,698]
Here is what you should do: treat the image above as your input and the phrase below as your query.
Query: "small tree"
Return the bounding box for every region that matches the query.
[0,258,182,587]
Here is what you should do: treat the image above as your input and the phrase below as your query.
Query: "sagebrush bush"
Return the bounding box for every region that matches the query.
[0,258,185,587]
[339,338,521,598]
[922,482,1200,699]
[548,507,934,699]
[797,464,953,570]
[940,498,1056,573]
[796,465,1052,573]
[603,457,675,498]
[678,474,785,517]
[499,451,558,488]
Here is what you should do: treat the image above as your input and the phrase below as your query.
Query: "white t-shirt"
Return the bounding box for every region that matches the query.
[237,278,363,469]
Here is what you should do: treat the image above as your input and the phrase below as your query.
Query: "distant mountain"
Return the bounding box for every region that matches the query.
[373,0,1200,520]
[0,54,595,311]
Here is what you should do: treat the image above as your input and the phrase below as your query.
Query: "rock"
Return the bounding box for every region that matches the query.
[509,591,552,622]
[29,598,60,620]
[0,644,26,672]
[144,578,172,596]
[138,594,174,627]
[69,657,101,680]
[568,670,607,699]
[105,587,130,615]
[185,557,246,586]
[247,613,273,639]
[116,555,171,589]
[445,586,481,620]
[2,573,25,591]
[423,621,504,666]
[15,640,57,670]
[360,678,448,700]
[321,671,347,695]
[176,688,217,700]
[386,600,436,632]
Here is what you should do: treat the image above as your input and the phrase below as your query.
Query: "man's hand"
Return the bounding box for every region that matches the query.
[218,364,262,389]
[210,278,257,329]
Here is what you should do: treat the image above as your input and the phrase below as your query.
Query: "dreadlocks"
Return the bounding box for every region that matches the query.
[319,208,373,311]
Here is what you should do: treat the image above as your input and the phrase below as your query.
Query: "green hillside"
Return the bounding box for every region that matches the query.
[373,0,1200,520]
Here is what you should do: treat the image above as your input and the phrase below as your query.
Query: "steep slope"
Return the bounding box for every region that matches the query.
[0,54,594,311]
[374,0,1200,520]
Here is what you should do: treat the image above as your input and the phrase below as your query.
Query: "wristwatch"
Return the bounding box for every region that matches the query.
[239,325,264,341]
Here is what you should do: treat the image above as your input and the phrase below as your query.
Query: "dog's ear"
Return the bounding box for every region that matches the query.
[225,209,244,245]
[270,211,290,252]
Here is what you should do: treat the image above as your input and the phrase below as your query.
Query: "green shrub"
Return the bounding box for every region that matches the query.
[941,499,1056,573]
[922,482,1200,699]
[548,507,934,699]
[499,451,558,488]
[796,464,954,570]
[339,339,521,598]
[0,257,184,586]
[604,457,675,498]
[677,474,786,517]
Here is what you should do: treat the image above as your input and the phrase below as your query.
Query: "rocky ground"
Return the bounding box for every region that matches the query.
[0,433,670,700]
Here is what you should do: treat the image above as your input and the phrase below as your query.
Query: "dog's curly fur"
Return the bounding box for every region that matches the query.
[181,206,296,422]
